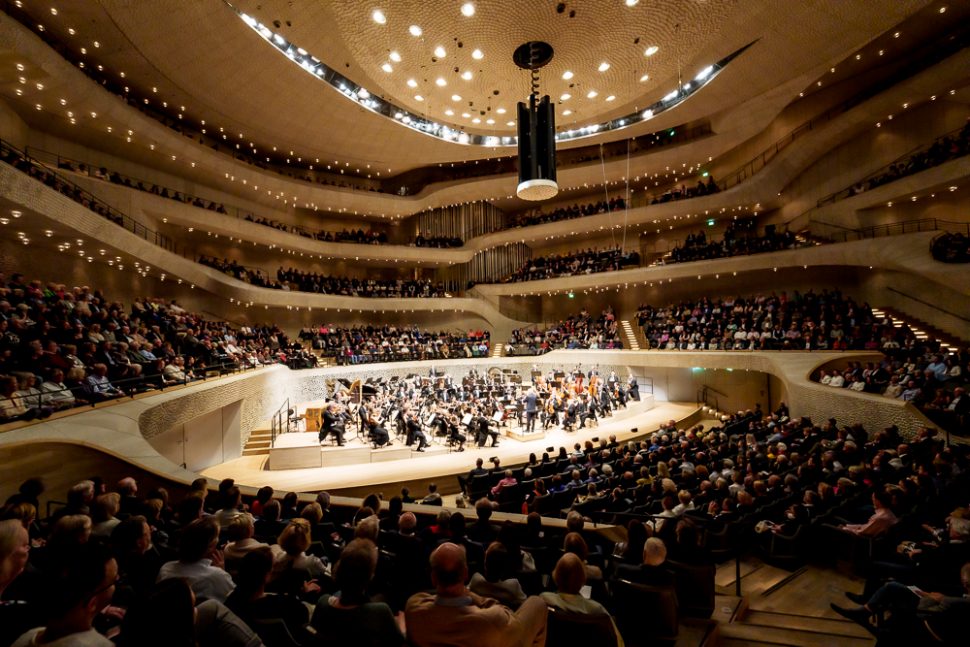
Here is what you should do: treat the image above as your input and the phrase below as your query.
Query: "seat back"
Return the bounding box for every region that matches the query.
[666,560,715,619]
[546,606,619,647]
[250,618,302,647]
[610,579,678,646]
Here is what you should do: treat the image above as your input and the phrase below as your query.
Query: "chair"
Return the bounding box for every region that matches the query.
[249,618,303,647]
[610,579,679,647]
[546,606,619,647]
[666,560,715,619]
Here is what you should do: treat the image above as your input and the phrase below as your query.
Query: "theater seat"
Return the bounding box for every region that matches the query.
[546,606,619,647]
[610,579,678,647]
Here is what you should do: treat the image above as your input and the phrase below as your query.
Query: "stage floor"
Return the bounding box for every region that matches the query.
[202,400,700,495]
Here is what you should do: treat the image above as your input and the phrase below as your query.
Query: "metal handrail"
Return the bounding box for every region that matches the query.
[1,138,187,259]
[817,123,970,207]
[810,217,970,243]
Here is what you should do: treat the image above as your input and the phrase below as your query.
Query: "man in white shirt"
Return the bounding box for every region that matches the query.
[40,369,76,409]
[157,517,234,603]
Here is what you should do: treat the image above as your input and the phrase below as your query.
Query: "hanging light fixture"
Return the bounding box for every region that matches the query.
[513,41,558,201]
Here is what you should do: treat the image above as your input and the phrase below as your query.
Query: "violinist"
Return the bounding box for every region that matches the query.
[404,408,428,452]
[446,410,466,452]
[366,404,391,448]
[319,402,346,446]
[474,407,499,448]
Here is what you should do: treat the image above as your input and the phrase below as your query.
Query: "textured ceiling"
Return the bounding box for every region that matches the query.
[1,0,941,174]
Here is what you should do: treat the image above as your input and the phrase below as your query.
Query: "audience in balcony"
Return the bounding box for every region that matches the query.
[513,197,627,229]
[508,307,622,355]
[931,232,970,263]
[278,268,446,298]
[842,119,970,200]
[299,325,490,364]
[819,348,970,436]
[635,290,908,351]
[648,176,720,205]
[245,215,390,245]
[0,271,291,423]
[662,220,803,265]
[505,247,640,283]
[414,233,463,248]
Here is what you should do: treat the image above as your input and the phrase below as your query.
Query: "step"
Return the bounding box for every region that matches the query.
[245,439,272,449]
[242,448,270,456]
[741,610,872,640]
[719,622,873,647]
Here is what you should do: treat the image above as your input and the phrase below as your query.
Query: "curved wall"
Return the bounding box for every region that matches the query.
[0,350,937,506]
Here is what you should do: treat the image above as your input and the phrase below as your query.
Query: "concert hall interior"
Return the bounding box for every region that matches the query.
[1,1,970,646]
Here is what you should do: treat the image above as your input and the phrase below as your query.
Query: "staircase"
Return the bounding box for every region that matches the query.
[718,608,873,646]
[620,319,642,350]
[242,426,272,457]
[491,342,505,358]
[711,559,875,647]
[872,306,965,352]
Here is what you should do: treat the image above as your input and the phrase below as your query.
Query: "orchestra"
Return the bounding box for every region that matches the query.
[297,365,635,452]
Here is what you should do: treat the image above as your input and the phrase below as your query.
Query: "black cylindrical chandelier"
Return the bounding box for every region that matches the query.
[514,41,558,201]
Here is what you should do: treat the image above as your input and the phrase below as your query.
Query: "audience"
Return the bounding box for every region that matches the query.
[0,271,290,422]
[508,307,622,355]
[636,289,904,351]
[300,324,490,364]
[661,220,804,265]
[505,247,640,283]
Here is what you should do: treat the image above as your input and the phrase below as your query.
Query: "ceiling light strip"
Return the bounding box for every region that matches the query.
[227,2,747,147]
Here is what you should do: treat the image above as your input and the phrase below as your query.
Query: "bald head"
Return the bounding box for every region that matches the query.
[429,542,468,592]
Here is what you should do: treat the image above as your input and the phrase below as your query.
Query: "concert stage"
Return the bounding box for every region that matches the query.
[203,397,702,499]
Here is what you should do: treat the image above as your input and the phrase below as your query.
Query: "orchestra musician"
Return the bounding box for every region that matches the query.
[404,408,429,452]
[627,375,640,401]
[319,402,346,446]
[366,404,391,449]
[474,408,500,448]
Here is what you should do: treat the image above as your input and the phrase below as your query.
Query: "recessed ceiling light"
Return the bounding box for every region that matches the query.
[939,6,947,13]
[409,24,422,36]
[472,49,484,60]
[562,110,572,116]
[461,70,473,80]
[434,45,446,57]
[639,73,650,82]
[645,45,659,57]
[414,95,424,101]
[461,112,470,118]
[451,94,462,101]
[560,93,571,101]
[445,109,454,116]
[461,3,475,17]
[372,9,387,24]
[506,120,515,126]
[407,78,418,88]
[436,77,447,87]
[486,118,494,124]
[606,95,615,101]
[562,70,574,80]
[496,107,506,114]
[598,62,610,72]
[625,0,640,5]
[389,50,402,62]
[472,117,481,123]
[381,63,393,73]
[587,90,598,98]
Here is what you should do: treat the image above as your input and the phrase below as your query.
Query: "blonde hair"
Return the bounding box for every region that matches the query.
[93,492,121,522]
[300,502,323,524]
[277,518,312,556]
